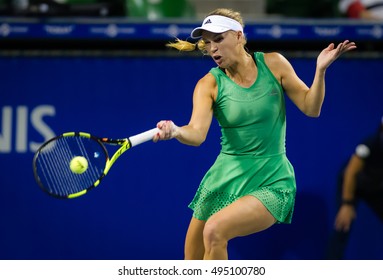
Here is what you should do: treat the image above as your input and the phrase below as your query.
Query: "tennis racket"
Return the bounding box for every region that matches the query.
[33,127,159,199]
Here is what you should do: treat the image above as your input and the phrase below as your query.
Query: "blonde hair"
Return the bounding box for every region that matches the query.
[166,8,245,54]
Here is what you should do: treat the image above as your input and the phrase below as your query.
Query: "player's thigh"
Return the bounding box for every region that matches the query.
[207,195,276,240]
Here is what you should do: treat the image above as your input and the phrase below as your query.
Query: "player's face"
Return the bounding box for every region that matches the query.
[202,30,241,68]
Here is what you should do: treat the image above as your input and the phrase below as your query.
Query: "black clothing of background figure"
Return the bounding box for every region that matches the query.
[326,117,383,259]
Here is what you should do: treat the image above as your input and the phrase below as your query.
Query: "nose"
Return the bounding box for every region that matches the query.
[210,42,218,53]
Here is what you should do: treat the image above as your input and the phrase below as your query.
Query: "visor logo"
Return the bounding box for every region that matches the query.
[204,19,212,25]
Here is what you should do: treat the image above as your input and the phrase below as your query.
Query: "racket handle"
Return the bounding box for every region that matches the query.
[129,127,160,147]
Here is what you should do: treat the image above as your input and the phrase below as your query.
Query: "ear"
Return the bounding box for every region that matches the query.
[237,31,243,40]
[237,31,245,45]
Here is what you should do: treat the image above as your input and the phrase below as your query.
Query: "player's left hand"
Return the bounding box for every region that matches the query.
[317,40,357,71]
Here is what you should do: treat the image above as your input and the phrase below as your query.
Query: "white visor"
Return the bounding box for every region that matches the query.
[191,15,243,39]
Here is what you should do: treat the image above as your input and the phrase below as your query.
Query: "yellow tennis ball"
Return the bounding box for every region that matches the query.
[70,156,88,174]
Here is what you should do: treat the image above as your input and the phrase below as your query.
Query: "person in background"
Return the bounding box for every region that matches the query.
[339,0,383,19]
[326,116,383,259]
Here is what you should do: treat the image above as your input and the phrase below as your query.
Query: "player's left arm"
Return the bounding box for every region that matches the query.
[265,40,356,117]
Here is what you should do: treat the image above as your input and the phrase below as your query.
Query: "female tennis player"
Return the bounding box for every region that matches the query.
[153,8,356,260]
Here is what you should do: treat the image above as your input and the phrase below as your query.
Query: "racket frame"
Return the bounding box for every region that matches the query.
[33,128,159,199]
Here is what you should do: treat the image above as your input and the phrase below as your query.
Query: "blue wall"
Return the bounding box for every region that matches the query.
[1,54,382,260]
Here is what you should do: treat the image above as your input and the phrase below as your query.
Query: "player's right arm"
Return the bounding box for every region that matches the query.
[155,73,216,146]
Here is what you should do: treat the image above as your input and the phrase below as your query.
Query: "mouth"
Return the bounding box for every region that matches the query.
[213,55,222,64]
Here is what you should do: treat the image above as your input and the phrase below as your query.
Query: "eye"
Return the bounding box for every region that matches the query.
[213,36,224,43]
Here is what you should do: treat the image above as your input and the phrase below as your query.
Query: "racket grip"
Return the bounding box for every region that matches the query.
[129,127,160,147]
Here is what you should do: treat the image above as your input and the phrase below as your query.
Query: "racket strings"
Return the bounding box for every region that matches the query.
[35,136,107,197]
[42,138,80,195]
[75,137,103,187]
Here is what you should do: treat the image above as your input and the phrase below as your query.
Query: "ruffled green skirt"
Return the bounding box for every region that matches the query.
[188,152,296,223]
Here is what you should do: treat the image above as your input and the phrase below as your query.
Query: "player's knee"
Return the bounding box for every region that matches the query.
[203,219,227,248]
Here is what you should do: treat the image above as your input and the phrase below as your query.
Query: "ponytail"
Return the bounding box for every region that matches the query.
[166,38,207,54]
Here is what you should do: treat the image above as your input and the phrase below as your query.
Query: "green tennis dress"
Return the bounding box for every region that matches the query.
[188,52,296,224]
